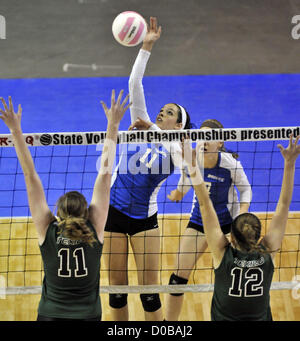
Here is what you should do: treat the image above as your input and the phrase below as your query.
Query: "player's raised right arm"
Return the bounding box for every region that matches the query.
[128,17,161,124]
[89,90,130,243]
[181,139,229,267]
[262,135,300,255]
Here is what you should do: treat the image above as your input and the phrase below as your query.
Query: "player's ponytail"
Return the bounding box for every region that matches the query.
[56,191,96,247]
[231,213,275,254]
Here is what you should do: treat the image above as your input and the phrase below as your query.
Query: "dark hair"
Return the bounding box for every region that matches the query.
[56,191,96,247]
[200,119,239,159]
[172,103,194,129]
[231,213,274,254]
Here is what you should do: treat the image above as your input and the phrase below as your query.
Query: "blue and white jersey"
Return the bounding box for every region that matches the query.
[109,48,180,219]
[180,152,252,227]
[110,143,175,219]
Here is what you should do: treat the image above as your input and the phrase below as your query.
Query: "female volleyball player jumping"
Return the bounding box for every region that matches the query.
[165,119,252,320]
[181,133,300,320]
[104,17,193,321]
[0,91,130,321]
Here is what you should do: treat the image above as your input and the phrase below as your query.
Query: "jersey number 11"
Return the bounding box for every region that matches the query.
[58,247,88,278]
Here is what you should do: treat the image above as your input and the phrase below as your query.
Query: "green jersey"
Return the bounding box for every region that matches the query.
[38,220,103,319]
[211,244,274,321]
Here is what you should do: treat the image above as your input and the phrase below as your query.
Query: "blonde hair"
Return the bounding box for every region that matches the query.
[56,191,96,247]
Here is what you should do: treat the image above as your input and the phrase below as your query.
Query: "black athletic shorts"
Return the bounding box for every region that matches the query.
[187,220,232,235]
[37,314,101,321]
[105,205,159,236]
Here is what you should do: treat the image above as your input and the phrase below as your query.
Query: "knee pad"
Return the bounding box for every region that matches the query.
[140,293,161,312]
[109,293,128,309]
[169,273,188,296]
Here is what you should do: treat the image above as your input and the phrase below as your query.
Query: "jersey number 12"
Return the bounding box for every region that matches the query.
[229,267,263,297]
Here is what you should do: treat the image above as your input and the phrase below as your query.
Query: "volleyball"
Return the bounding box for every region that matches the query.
[112,11,147,47]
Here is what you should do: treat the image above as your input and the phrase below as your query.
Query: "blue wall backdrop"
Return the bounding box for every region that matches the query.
[0,74,299,216]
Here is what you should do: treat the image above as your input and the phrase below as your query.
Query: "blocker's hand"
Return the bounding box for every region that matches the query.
[0,96,22,133]
[277,134,300,164]
[100,89,131,126]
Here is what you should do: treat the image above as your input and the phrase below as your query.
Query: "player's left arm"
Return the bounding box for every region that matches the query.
[89,90,130,243]
[0,97,53,245]
[182,140,229,268]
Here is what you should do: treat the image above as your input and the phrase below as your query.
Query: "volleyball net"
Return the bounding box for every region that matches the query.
[0,126,300,296]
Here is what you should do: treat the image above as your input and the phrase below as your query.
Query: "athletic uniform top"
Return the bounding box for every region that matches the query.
[38,220,103,319]
[110,143,175,218]
[211,243,274,321]
[178,151,252,227]
[109,49,180,219]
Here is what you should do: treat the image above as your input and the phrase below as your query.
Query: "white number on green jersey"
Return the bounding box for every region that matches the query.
[58,247,88,278]
[229,267,263,297]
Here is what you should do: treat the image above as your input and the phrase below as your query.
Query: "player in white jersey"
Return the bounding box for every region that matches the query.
[104,17,193,321]
[165,119,252,321]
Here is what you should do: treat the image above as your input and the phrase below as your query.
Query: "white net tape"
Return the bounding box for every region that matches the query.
[4,281,296,295]
[0,126,299,147]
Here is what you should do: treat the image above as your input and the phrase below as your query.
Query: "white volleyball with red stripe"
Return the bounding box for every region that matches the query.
[112,11,147,47]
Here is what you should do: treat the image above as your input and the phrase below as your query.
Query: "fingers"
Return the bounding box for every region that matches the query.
[100,100,108,114]
[123,101,132,112]
[0,97,8,112]
[111,89,130,108]
[157,25,162,36]
[150,17,156,31]
[116,89,124,105]
[167,194,177,202]
[149,17,160,33]
[286,134,300,151]
[110,89,115,108]
[288,133,293,147]
[103,89,130,111]
[128,118,141,130]
[277,144,284,153]
[136,117,148,124]
[8,96,14,113]
[120,92,130,107]
[0,96,20,117]
[293,135,300,147]
[116,91,131,112]
[18,104,22,116]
